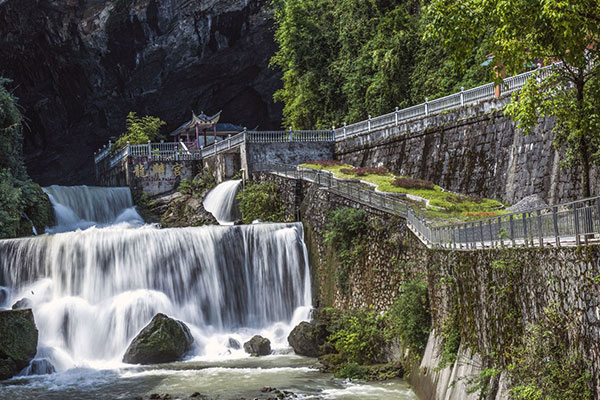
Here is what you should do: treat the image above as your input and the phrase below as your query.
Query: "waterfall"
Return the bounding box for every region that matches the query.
[203,180,242,225]
[42,185,144,232]
[0,186,311,372]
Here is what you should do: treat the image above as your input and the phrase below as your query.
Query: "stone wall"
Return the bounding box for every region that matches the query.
[202,152,242,183]
[254,172,427,311]
[96,157,199,195]
[335,97,599,205]
[245,142,334,174]
[258,171,600,399]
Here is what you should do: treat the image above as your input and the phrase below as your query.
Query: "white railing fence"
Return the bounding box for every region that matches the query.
[255,163,600,250]
[332,62,564,141]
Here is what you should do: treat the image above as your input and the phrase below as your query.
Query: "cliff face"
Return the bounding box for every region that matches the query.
[0,0,282,185]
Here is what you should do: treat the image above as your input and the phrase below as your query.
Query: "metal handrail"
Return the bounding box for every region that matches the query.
[333,62,564,141]
[257,163,600,250]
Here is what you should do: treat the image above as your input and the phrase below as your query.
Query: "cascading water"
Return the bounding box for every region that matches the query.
[0,186,310,372]
[42,185,144,233]
[203,180,242,225]
[0,185,417,400]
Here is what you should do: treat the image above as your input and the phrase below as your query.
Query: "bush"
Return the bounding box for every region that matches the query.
[114,112,166,150]
[339,167,389,176]
[391,177,435,190]
[386,279,431,354]
[328,308,387,365]
[177,168,216,196]
[335,362,369,380]
[305,160,344,167]
[236,181,287,224]
[0,79,53,238]
[508,305,593,400]
[325,207,368,291]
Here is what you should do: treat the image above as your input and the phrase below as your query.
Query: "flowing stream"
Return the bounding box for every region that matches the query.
[0,184,416,400]
[203,180,242,225]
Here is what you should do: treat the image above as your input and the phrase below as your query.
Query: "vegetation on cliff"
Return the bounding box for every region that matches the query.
[302,162,505,221]
[236,181,288,224]
[426,0,600,198]
[0,79,53,239]
[270,0,490,129]
[114,112,166,150]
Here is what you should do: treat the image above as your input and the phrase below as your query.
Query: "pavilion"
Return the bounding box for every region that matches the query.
[169,111,246,149]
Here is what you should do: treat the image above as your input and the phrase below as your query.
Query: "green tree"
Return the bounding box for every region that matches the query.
[426,0,600,197]
[0,79,53,238]
[236,181,288,224]
[115,112,166,149]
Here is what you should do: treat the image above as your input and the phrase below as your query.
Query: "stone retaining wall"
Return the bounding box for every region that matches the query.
[335,97,599,205]
[259,172,600,399]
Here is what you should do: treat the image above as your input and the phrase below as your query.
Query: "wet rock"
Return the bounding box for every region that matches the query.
[228,337,241,350]
[122,313,194,365]
[25,358,56,375]
[243,335,271,356]
[11,298,32,310]
[0,309,38,380]
[287,321,327,357]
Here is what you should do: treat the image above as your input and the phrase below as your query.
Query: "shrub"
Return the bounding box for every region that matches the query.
[386,279,431,354]
[508,305,593,400]
[114,112,166,150]
[328,308,387,365]
[391,177,435,190]
[339,167,389,176]
[237,181,287,224]
[335,362,369,380]
[325,207,368,291]
[178,168,216,196]
[306,160,344,167]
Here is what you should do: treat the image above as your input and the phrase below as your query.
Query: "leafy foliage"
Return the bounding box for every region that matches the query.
[325,207,368,291]
[508,305,593,400]
[426,0,600,196]
[271,0,490,129]
[386,280,431,354]
[0,79,53,239]
[236,181,287,224]
[328,308,387,365]
[178,169,217,197]
[115,112,166,149]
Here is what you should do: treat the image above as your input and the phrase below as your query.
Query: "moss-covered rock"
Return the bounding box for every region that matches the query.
[0,309,39,380]
[287,321,328,357]
[122,313,194,365]
[243,335,271,356]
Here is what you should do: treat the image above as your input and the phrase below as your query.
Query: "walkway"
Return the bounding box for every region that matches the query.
[258,163,600,250]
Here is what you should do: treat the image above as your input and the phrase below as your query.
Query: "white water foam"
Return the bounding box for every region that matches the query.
[203,180,242,225]
[1,185,311,375]
[42,185,144,233]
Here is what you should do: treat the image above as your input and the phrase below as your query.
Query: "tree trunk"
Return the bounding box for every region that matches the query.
[575,75,591,198]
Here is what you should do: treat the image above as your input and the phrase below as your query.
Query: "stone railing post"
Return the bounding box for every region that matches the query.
[425,98,429,116]
[368,115,372,132]
[147,140,151,160]
[228,134,232,149]
[460,87,465,106]
[289,126,293,142]
[395,106,399,126]
[343,122,347,138]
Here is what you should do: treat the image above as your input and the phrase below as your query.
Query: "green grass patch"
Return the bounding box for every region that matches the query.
[300,162,506,222]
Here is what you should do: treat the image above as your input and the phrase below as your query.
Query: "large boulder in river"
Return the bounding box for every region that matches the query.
[0,309,38,380]
[287,321,328,357]
[122,314,194,365]
[243,335,271,356]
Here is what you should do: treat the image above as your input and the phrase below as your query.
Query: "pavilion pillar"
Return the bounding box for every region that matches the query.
[195,124,199,148]
[213,123,217,145]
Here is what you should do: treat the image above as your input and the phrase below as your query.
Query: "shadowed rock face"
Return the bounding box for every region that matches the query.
[0,0,282,185]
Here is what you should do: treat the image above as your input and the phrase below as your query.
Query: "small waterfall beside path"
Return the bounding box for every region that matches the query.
[203,180,242,225]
